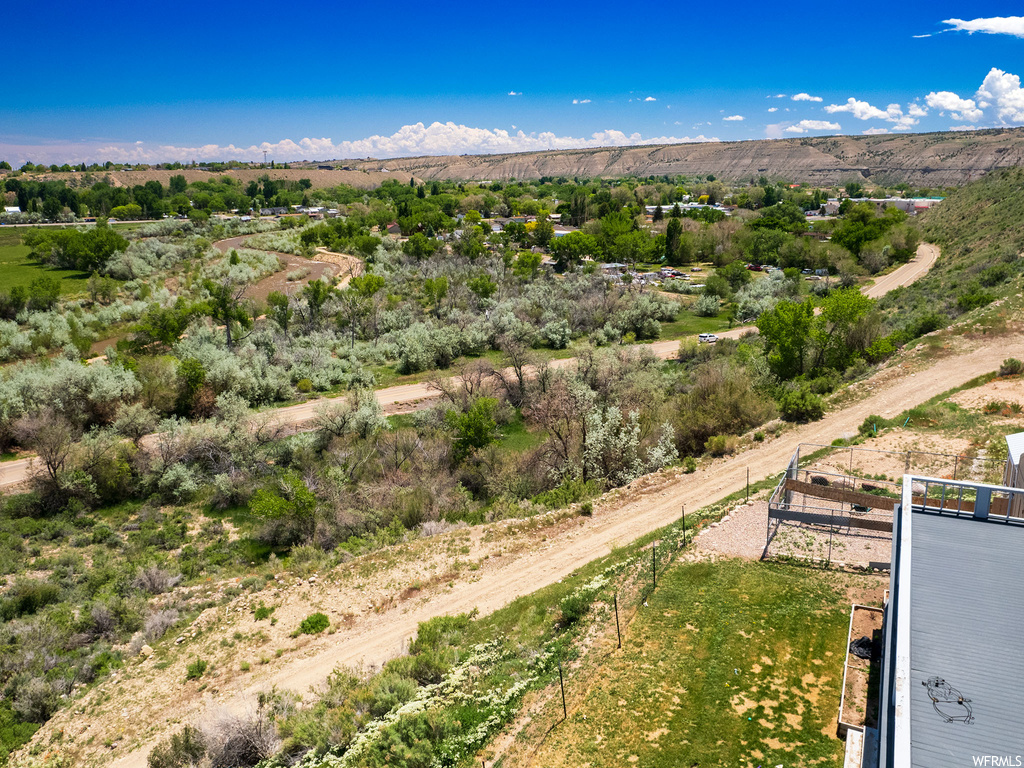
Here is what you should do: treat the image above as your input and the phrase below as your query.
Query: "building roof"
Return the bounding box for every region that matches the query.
[880,481,1024,768]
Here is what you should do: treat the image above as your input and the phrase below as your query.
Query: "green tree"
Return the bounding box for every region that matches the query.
[267,291,292,333]
[812,288,876,372]
[175,358,206,416]
[27,276,61,311]
[757,299,814,379]
[532,216,555,247]
[132,299,198,349]
[300,278,335,330]
[445,397,499,463]
[202,278,253,349]
[249,473,317,544]
[402,232,441,260]
[549,231,598,272]
[424,276,449,317]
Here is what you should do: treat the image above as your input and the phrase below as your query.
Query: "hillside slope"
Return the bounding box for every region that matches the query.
[341,128,1024,186]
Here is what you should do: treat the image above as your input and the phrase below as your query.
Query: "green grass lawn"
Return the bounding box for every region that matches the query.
[532,559,860,768]
[658,310,732,340]
[0,233,92,295]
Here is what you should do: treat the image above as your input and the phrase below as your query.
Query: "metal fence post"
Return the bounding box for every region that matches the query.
[614,593,621,649]
[558,660,567,720]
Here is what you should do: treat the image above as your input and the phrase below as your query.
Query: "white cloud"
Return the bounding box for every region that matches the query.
[572,99,591,104]
[773,94,787,98]
[784,120,841,134]
[925,90,984,121]
[863,127,890,135]
[825,98,923,129]
[644,96,657,102]
[826,97,890,120]
[723,115,745,121]
[942,16,1024,38]
[508,91,522,96]
[792,93,823,102]
[767,107,778,113]
[975,67,1024,121]
[908,103,928,117]
[949,125,979,131]
[0,122,723,166]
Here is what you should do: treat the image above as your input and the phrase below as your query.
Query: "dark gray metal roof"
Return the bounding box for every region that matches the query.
[908,511,1024,766]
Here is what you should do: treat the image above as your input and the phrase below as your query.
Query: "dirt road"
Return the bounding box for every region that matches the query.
[97,327,1024,768]
[861,242,939,300]
[0,243,942,492]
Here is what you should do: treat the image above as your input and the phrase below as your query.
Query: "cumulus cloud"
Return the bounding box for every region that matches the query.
[863,127,890,135]
[723,115,745,121]
[825,98,922,130]
[784,120,841,134]
[767,107,778,113]
[948,125,979,132]
[572,99,591,104]
[792,93,823,102]
[0,122,723,166]
[942,16,1024,38]
[925,90,984,121]
[508,91,522,96]
[826,98,890,121]
[908,103,928,117]
[975,67,1024,121]
[644,96,657,102]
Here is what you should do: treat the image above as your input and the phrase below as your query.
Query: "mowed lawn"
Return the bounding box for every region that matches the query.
[0,230,91,294]
[532,559,864,768]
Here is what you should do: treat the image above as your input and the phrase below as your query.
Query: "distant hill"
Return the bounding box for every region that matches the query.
[332,128,1024,187]
[14,128,1024,190]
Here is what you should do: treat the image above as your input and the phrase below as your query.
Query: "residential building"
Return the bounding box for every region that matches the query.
[869,475,1024,767]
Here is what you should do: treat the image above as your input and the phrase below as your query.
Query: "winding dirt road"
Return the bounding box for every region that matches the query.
[0,242,944,491]
[97,326,1024,768]
[84,240,1024,768]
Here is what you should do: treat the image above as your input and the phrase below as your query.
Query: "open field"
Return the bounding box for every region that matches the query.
[0,231,91,294]
[528,559,882,768]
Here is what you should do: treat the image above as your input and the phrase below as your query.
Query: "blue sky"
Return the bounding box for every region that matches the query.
[3,1,1023,164]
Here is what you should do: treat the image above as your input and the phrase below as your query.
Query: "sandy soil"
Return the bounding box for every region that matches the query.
[211,236,338,302]
[947,375,1024,410]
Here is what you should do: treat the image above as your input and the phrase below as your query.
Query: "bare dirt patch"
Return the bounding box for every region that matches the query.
[947,376,1024,411]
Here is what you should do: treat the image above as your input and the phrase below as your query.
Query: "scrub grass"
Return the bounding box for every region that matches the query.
[529,558,858,768]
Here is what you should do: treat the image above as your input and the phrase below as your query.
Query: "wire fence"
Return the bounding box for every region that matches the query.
[763,443,1010,569]
[485,500,725,768]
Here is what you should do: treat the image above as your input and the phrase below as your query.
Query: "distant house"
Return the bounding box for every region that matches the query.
[600,262,627,275]
[3,206,20,215]
[259,207,288,216]
[385,222,402,236]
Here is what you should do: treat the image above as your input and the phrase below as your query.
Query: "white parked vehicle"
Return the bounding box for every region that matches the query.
[698,333,718,343]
